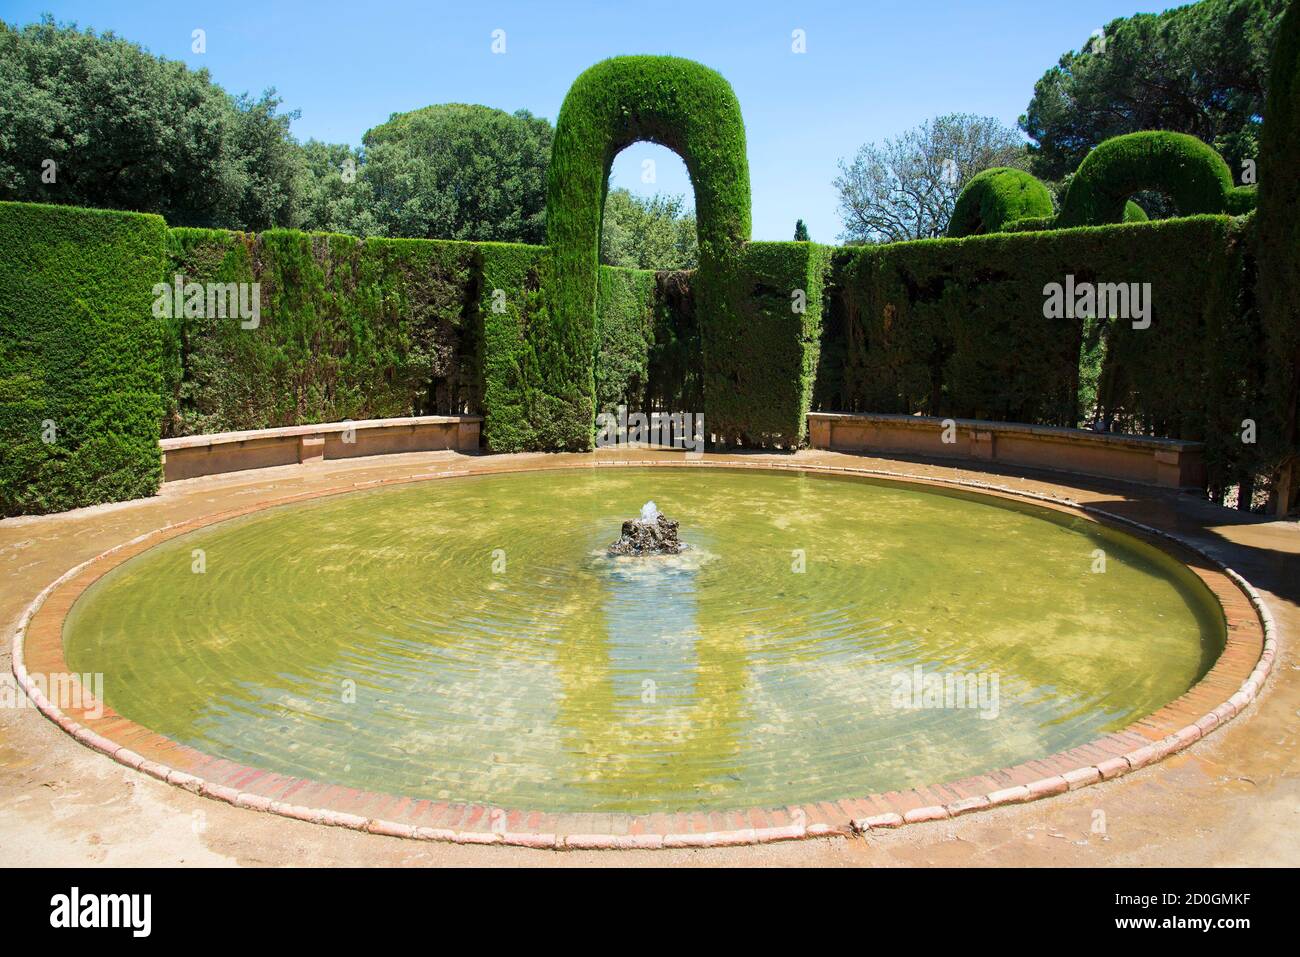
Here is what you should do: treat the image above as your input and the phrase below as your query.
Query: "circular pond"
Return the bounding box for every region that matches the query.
[63,467,1225,814]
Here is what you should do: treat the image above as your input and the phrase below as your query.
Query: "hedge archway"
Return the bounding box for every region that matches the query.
[545,55,751,449]
[1056,131,1235,228]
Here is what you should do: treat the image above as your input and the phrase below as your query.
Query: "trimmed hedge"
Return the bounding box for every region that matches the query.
[2,51,1290,516]
[714,241,833,446]
[1256,0,1300,491]
[547,55,751,450]
[163,229,481,436]
[1057,131,1237,227]
[947,168,1055,238]
[0,201,166,516]
[166,228,655,455]
[475,242,551,452]
[162,229,616,455]
[820,216,1256,489]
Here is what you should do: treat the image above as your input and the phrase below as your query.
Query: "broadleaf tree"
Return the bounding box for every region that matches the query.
[834,113,1030,244]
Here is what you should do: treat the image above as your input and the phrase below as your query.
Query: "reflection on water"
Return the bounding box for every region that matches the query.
[63,468,1226,812]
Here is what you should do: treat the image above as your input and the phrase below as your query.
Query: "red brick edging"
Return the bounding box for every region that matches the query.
[9,459,1278,849]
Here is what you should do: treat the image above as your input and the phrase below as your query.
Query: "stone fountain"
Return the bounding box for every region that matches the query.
[608,501,685,556]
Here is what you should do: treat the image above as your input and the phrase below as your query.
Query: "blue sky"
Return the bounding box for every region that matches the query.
[2,0,1176,240]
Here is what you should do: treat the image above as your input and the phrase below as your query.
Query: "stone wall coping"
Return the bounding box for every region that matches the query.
[160,415,484,451]
[808,412,1204,453]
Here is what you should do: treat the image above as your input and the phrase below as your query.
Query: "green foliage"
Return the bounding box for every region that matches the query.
[163,228,481,437]
[835,113,1031,243]
[794,219,810,242]
[1021,0,1285,180]
[0,21,557,244]
[546,55,751,450]
[295,140,381,237]
[1227,185,1259,214]
[821,215,1257,489]
[475,242,551,453]
[713,241,833,447]
[594,266,658,412]
[1255,0,1300,477]
[0,17,304,231]
[1002,215,1056,233]
[599,189,698,269]
[1057,131,1237,227]
[1123,199,1150,222]
[353,104,552,244]
[947,167,1056,237]
[0,201,165,516]
[1094,217,1259,490]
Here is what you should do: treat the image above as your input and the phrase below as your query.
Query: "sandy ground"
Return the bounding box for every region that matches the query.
[2,447,1296,867]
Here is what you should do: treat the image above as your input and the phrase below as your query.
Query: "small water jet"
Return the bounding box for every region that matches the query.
[608,500,686,555]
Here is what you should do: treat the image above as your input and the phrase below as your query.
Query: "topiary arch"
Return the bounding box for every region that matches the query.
[1056,131,1236,228]
[544,55,752,449]
[947,167,1055,238]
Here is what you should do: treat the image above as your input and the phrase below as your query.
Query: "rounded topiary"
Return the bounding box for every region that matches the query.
[1255,0,1300,497]
[546,55,751,450]
[1056,131,1235,227]
[946,167,1055,237]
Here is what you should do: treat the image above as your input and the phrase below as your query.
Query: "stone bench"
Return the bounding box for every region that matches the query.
[160,415,482,482]
[807,413,1206,490]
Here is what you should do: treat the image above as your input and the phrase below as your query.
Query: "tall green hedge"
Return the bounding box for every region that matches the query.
[547,55,751,451]
[0,201,166,516]
[164,229,481,436]
[475,242,550,452]
[167,228,653,455]
[820,216,1255,489]
[1256,0,1300,497]
[712,241,833,446]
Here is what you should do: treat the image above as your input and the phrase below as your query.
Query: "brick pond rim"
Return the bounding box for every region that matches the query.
[9,457,1278,850]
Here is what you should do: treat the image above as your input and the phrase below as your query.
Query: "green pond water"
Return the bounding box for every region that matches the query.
[63,467,1225,813]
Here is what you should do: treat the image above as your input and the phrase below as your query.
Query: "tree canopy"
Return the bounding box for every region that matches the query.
[0,18,555,244]
[0,17,303,230]
[1020,0,1285,181]
[599,188,698,269]
[834,113,1030,244]
[351,103,552,243]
